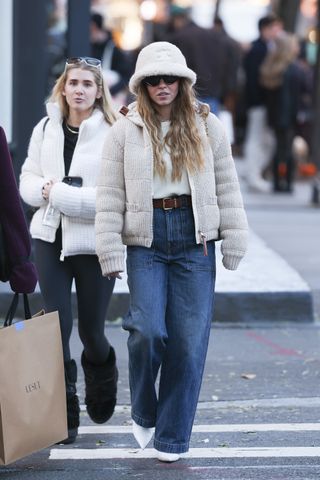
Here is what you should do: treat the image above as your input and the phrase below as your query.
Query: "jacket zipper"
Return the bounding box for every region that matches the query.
[58,123,66,261]
[187,173,202,245]
[200,231,208,256]
[59,214,65,261]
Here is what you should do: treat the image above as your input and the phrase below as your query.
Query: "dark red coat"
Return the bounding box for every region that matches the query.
[0,126,37,293]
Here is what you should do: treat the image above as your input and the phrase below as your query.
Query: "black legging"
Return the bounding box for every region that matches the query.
[34,229,115,364]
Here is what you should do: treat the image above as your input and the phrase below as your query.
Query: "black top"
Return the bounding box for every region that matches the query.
[243,37,268,108]
[62,121,79,176]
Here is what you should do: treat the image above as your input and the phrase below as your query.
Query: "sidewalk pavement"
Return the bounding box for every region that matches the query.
[0,162,317,323]
[238,164,319,323]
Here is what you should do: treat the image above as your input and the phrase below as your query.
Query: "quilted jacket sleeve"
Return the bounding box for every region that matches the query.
[49,183,97,219]
[20,118,52,208]
[95,121,126,275]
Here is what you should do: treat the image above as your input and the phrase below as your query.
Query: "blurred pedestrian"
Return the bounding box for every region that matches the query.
[90,13,133,102]
[243,14,279,192]
[95,42,248,462]
[260,33,307,192]
[20,57,118,444]
[295,40,314,153]
[0,126,37,294]
[167,7,234,115]
[212,16,243,115]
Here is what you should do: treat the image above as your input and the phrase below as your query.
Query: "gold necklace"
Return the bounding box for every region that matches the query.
[65,123,79,134]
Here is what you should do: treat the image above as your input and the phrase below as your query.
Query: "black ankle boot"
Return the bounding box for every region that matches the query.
[60,359,80,444]
[81,347,118,424]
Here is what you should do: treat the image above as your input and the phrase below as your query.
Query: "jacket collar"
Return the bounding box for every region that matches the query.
[120,102,144,127]
[46,102,105,132]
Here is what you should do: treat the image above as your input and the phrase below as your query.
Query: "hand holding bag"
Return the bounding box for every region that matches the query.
[0,294,67,465]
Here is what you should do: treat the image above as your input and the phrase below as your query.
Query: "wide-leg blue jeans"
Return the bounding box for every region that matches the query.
[123,206,216,453]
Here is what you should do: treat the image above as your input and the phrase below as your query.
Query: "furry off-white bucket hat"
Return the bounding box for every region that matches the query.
[129,41,197,94]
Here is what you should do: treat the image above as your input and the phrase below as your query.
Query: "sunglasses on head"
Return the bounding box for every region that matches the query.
[65,57,102,69]
[142,75,180,87]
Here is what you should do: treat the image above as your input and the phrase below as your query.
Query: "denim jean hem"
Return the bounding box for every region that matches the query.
[154,439,189,454]
[132,412,155,429]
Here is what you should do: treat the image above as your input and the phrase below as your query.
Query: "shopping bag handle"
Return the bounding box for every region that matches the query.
[3,293,31,327]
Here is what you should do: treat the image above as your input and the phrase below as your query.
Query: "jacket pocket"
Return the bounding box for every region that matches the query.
[198,202,220,234]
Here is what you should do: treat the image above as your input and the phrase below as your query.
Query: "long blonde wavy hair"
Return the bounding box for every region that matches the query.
[136,78,205,180]
[48,62,117,125]
[260,33,300,89]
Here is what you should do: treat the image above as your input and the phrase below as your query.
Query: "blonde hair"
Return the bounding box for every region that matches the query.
[136,79,205,181]
[260,33,300,89]
[48,63,117,124]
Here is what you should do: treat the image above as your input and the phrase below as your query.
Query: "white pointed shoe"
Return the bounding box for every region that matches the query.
[132,420,154,449]
[156,451,180,462]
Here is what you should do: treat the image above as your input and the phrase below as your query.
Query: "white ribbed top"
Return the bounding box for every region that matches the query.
[153,121,191,199]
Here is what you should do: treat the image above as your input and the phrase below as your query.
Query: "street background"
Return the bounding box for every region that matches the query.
[1,0,320,478]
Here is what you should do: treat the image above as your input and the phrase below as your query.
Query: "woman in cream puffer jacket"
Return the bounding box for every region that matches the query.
[96,103,248,274]
[96,42,248,462]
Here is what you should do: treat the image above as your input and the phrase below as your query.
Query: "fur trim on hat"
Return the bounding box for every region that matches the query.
[129,41,196,94]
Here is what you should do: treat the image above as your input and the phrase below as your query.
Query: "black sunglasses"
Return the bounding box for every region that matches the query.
[142,75,180,87]
[65,57,101,70]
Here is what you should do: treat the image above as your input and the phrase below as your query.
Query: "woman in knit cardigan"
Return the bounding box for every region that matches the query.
[0,126,37,293]
[20,57,118,444]
[96,42,248,462]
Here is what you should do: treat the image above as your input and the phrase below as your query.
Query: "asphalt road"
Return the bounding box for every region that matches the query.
[1,323,320,480]
[1,175,320,479]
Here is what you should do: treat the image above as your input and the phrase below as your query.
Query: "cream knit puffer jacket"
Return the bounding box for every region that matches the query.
[20,103,111,259]
[96,103,248,275]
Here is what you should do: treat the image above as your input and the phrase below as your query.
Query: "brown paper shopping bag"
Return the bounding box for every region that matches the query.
[0,293,67,465]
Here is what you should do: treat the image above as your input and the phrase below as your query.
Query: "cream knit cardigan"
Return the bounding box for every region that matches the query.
[20,103,111,259]
[96,103,248,275]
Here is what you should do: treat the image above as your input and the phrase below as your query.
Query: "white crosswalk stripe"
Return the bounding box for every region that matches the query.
[80,397,320,412]
[50,446,320,460]
[78,423,320,435]
[50,422,320,460]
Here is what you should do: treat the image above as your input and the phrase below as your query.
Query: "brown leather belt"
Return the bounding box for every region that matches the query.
[153,195,192,210]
